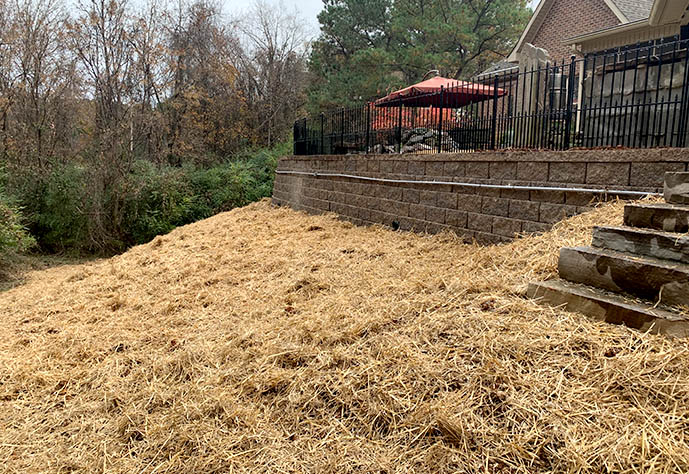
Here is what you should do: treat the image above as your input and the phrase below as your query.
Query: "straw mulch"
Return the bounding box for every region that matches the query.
[1,198,688,473]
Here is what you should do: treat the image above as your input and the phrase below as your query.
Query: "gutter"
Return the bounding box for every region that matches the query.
[564,19,650,45]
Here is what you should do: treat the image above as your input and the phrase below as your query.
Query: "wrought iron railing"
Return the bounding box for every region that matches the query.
[294,39,689,155]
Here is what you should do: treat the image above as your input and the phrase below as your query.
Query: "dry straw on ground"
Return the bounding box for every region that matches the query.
[1,198,688,473]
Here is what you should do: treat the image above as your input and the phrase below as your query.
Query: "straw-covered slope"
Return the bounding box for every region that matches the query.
[1,199,688,473]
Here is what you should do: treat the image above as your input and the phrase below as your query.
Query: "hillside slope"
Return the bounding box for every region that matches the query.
[1,199,688,473]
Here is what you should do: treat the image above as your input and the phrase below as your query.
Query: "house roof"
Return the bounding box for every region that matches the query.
[476,60,518,79]
[609,0,654,22]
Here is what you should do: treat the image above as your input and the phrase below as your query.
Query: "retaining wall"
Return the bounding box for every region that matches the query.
[272,148,689,244]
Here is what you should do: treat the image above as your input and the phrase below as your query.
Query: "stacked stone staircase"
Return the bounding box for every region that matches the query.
[528,172,689,337]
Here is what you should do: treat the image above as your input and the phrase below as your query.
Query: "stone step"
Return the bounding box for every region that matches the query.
[665,172,689,205]
[592,226,689,264]
[558,246,689,307]
[527,279,689,337]
[624,202,689,233]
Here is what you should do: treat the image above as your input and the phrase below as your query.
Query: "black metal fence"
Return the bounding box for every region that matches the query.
[294,38,689,155]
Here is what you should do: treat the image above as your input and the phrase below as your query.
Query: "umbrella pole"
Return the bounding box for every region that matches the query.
[491,76,499,150]
[437,86,445,153]
[397,104,403,153]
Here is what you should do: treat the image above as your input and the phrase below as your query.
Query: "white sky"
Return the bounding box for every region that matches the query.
[222,0,542,37]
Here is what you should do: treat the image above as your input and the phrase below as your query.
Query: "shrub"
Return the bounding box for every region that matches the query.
[121,161,198,245]
[0,168,35,256]
[10,164,90,252]
[120,143,282,246]
[4,142,285,253]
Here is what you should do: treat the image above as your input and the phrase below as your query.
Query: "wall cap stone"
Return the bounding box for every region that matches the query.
[283,148,689,163]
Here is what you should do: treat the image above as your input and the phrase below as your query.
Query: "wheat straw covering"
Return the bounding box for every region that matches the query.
[1,198,688,473]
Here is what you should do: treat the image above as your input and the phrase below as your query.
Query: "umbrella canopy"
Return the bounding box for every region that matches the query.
[370,106,462,131]
[374,76,506,108]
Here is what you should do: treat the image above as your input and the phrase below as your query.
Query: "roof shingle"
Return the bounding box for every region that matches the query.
[609,0,654,22]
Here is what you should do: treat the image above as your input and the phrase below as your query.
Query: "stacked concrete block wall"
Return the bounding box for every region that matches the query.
[272,149,689,244]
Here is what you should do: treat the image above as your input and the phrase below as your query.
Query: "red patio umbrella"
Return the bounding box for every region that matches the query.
[374,76,506,108]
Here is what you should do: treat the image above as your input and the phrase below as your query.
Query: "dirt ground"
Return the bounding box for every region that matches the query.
[1,198,688,473]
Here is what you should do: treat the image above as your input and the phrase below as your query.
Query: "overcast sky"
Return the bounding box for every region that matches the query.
[224,0,541,38]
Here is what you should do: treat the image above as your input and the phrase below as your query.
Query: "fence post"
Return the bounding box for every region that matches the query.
[320,113,325,155]
[293,120,298,155]
[677,49,689,147]
[340,108,345,151]
[564,55,577,149]
[365,103,371,153]
[437,86,444,153]
[397,103,403,153]
[491,76,499,150]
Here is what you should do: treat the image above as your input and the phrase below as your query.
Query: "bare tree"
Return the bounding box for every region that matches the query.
[129,0,167,161]
[0,1,18,159]
[12,0,77,167]
[66,0,135,170]
[235,0,311,146]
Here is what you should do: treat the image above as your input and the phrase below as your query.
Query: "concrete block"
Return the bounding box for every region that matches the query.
[490,162,517,180]
[586,162,630,186]
[539,203,579,223]
[466,162,490,178]
[426,206,446,224]
[665,172,689,205]
[592,226,689,264]
[558,246,689,307]
[408,204,427,220]
[467,213,493,232]
[481,197,510,217]
[530,189,565,203]
[408,161,425,175]
[501,188,530,200]
[444,161,466,177]
[426,161,445,176]
[509,200,540,222]
[437,192,458,209]
[402,188,420,203]
[522,221,551,234]
[380,160,395,173]
[517,161,548,181]
[393,161,408,175]
[565,191,601,207]
[492,217,522,237]
[624,203,689,233]
[528,280,689,337]
[550,162,586,183]
[419,190,437,207]
[457,194,483,213]
[631,163,684,187]
[446,210,468,228]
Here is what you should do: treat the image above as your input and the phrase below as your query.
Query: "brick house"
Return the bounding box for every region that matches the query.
[511,0,653,61]
[479,0,654,78]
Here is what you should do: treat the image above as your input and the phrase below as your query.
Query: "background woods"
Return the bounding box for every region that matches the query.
[0,0,309,165]
[0,0,307,253]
